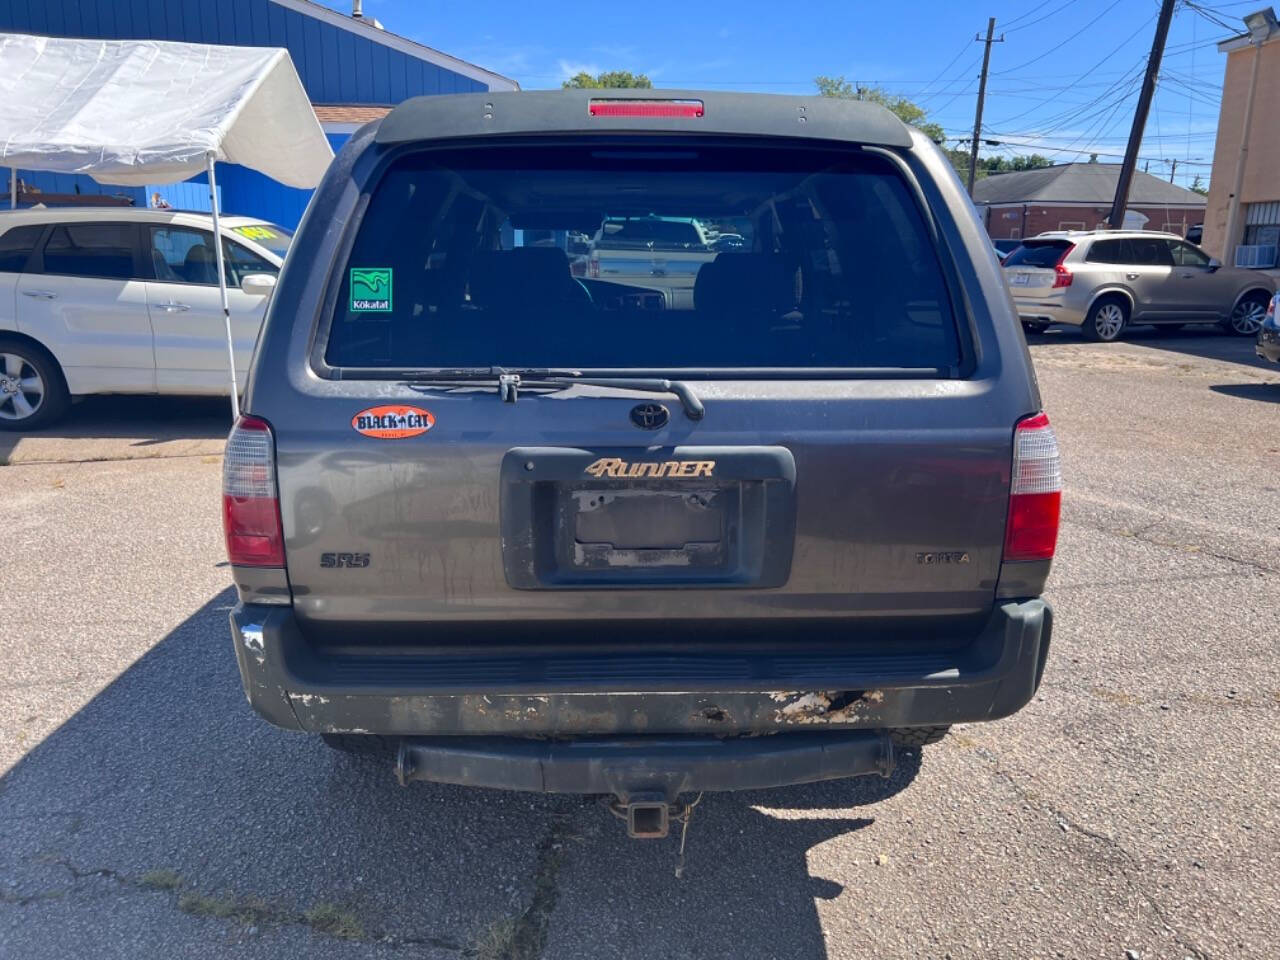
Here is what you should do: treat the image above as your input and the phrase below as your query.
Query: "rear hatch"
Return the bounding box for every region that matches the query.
[267,137,1020,638]
[1003,239,1073,295]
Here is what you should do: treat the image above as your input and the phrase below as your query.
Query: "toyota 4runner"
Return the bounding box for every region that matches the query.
[224,90,1058,840]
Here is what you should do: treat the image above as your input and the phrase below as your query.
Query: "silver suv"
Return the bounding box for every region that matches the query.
[1004,231,1275,341]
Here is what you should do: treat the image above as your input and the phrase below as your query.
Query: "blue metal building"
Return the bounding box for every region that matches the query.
[0,0,517,227]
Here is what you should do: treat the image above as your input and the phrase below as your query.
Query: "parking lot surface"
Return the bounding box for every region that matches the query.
[2,329,1277,959]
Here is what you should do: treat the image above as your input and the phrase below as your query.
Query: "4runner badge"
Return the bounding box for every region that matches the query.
[349,267,393,312]
[352,405,435,439]
[584,457,715,479]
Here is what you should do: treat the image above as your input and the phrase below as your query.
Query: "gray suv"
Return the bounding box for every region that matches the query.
[1005,230,1275,341]
[224,90,1057,839]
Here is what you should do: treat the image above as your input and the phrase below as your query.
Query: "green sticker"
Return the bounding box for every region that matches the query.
[350,268,393,312]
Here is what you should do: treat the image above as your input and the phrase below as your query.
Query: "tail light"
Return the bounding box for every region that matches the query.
[1051,243,1075,288]
[222,415,285,567]
[589,256,599,278]
[1004,412,1061,562]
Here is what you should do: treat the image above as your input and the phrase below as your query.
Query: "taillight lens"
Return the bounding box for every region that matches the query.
[1050,243,1075,288]
[222,415,284,567]
[1004,412,1061,562]
[589,257,599,278]
[589,99,704,118]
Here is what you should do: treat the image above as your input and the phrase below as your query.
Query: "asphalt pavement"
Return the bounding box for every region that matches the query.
[1,327,1277,959]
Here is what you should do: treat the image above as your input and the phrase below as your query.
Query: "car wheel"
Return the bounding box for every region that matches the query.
[0,339,70,431]
[1082,297,1128,342]
[1226,292,1270,336]
[1021,321,1049,334]
[890,726,950,747]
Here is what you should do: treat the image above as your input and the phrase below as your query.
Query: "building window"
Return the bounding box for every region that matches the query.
[1243,201,1280,246]
[1058,221,1085,231]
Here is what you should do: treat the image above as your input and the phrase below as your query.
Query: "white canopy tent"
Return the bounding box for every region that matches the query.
[0,32,334,417]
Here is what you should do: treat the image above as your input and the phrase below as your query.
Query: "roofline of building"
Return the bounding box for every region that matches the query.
[976,200,1207,209]
[271,0,519,91]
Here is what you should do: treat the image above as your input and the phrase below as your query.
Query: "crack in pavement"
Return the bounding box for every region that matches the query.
[1,856,468,953]
[964,745,1211,960]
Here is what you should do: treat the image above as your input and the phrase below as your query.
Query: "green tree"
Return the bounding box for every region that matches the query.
[1189,174,1208,195]
[1088,153,1099,163]
[814,76,945,143]
[562,70,652,89]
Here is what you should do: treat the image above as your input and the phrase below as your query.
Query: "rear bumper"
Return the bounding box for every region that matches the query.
[230,598,1053,740]
[1012,298,1083,326]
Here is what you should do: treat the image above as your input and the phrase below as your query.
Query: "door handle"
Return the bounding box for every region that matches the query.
[21,290,57,299]
[1125,273,1139,280]
[158,302,190,312]
[1179,272,1195,279]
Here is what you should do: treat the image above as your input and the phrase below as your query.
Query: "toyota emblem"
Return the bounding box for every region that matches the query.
[630,403,670,430]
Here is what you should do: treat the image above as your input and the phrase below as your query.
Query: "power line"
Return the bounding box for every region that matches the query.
[992,0,1128,76]
[1004,0,1085,33]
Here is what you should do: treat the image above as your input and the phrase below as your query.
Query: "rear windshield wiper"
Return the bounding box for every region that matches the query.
[497,370,705,421]
[400,367,704,421]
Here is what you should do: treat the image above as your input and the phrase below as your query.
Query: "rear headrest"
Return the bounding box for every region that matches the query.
[469,247,575,307]
[694,252,795,315]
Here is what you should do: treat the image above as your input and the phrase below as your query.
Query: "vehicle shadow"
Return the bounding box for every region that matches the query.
[0,395,229,463]
[1209,382,1280,403]
[1025,324,1272,371]
[0,588,921,959]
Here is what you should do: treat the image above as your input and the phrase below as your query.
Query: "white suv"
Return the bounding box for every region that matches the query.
[0,207,290,429]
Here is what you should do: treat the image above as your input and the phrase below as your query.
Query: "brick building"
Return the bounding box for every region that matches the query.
[1203,7,1280,267]
[974,163,1206,242]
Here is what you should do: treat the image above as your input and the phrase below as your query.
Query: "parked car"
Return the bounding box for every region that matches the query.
[225,90,1056,839]
[587,215,716,289]
[993,238,1023,257]
[1258,290,1280,364]
[1003,230,1275,341]
[0,208,289,429]
[1186,224,1203,246]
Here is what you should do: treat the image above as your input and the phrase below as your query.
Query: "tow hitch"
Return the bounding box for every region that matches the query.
[604,792,704,877]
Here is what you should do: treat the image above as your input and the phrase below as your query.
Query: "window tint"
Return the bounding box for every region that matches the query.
[324,144,963,372]
[1003,241,1071,268]
[1126,237,1173,267]
[1086,238,1124,264]
[40,223,137,280]
[148,226,279,286]
[1167,240,1210,268]
[0,224,44,273]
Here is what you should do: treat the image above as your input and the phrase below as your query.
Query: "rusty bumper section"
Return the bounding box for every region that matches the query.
[228,599,1051,737]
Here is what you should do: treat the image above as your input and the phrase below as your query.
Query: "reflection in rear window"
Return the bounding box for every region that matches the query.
[324,144,963,372]
[1003,241,1071,269]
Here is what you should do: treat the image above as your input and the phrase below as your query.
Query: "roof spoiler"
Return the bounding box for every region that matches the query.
[375,89,915,149]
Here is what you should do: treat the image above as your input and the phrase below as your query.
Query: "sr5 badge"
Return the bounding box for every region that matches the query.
[321,552,371,569]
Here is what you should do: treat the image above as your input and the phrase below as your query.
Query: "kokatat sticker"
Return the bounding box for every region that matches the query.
[350,267,393,312]
[351,405,435,439]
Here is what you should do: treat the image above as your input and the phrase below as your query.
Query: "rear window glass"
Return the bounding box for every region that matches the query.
[324,144,962,372]
[1003,241,1070,268]
[40,223,136,280]
[0,224,43,272]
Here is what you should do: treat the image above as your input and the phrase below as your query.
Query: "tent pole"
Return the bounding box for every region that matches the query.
[206,151,240,421]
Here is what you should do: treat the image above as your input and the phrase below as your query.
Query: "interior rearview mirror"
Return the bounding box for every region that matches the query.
[241,273,278,297]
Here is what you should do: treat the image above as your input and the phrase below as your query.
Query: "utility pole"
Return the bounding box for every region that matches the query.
[1168,158,1177,183]
[1106,0,1176,229]
[967,18,1003,197]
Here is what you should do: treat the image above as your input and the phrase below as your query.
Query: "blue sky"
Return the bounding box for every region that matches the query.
[335,0,1254,188]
